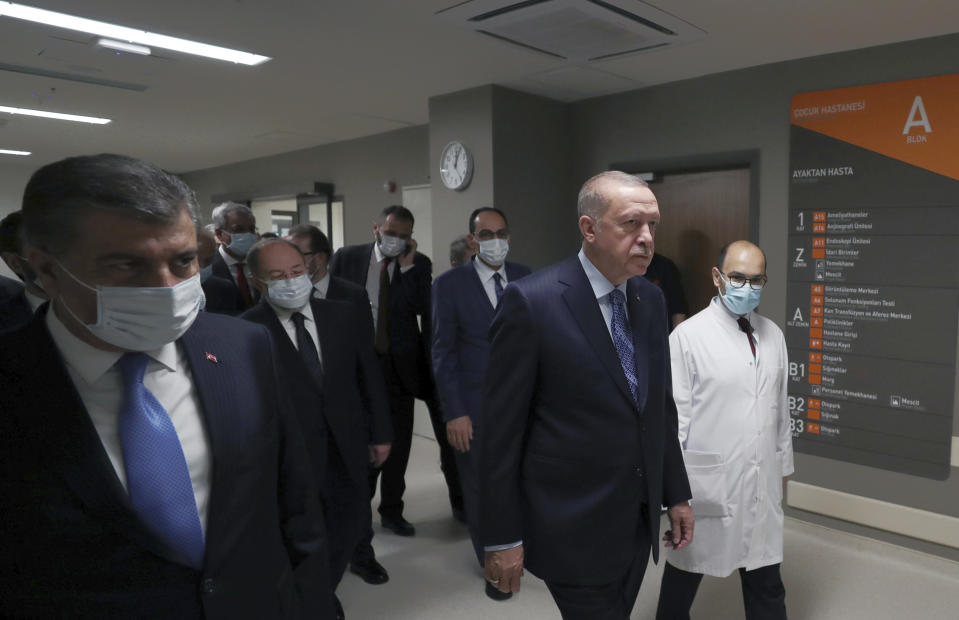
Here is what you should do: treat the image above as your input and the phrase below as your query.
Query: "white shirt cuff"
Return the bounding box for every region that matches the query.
[484,541,522,552]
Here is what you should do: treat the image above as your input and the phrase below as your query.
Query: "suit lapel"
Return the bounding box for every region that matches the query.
[359,243,374,286]
[559,258,636,408]
[627,278,650,411]
[29,315,189,565]
[310,299,336,391]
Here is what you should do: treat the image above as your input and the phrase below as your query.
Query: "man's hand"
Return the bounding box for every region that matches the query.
[369,443,391,468]
[446,415,473,453]
[663,502,694,550]
[397,237,417,268]
[485,545,524,594]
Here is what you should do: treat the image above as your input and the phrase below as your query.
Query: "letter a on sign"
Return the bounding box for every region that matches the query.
[902,95,932,135]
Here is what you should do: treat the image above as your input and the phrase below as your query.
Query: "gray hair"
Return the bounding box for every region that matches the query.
[246,237,304,279]
[212,201,254,230]
[576,171,649,220]
[449,235,471,267]
[22,153,198,255]
[203,222,216,235]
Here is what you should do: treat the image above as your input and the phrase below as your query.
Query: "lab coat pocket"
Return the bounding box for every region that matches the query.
[683,450,729,518]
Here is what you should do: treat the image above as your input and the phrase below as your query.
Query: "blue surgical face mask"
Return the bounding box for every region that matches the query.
[199,264,214,283]
[718,274,763,316]
[377,234,406,258]
[55,259,205,351]
[226,232,258,258]
[266,274,313,310]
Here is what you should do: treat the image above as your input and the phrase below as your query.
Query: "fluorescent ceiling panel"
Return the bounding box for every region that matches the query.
[0,2,270,65]
[0,105,111,124]
[0,148,31,155]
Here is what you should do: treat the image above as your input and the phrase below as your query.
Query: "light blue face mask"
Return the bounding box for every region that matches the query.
[719,274,763,316]
[226,232,258,257]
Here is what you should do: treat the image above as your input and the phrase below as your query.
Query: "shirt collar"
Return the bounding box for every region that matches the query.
[313,272,331,297]
[271,298,315,325]
[578,248,627,302]
[45,303,178,385]
[218,244,241,267]
[472,256,504,284]
[709,296,755,334]
[372,242,385,264]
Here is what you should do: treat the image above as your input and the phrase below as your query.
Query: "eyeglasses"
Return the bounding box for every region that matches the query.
[720,270,767,290]
[475,229,509,241]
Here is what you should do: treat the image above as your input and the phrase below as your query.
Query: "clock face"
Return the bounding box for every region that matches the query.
[440,141,473,191]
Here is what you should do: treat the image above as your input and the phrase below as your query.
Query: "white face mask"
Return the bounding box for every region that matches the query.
[378,234,407,258]
[56,260,205,351]
[266,274,313,309]
[478,238,509,267]
[226,232,258,258]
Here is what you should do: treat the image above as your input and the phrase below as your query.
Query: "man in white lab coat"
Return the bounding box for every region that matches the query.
[656,240,794,620]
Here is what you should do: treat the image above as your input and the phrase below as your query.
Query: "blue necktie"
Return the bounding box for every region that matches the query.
[608,289,639,406]
[493,272,505,304]
[117,352,205,569]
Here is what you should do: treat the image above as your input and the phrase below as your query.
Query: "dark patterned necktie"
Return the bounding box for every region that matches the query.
[493,272,504,305]
[737,316,756,359]
[609,289,639,406]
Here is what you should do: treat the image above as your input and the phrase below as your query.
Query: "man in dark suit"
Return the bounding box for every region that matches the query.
[480,171,694,620]
[197,225,241,315]
[288,224,394,585]
[241,237,392,620]
[432,207,531,600]
[0,210,48,330]
[328,205,434,538]
[209,202,260,315]
[0,154,333,619]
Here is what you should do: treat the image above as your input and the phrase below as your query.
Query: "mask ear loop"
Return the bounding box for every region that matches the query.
[52,257,102,327]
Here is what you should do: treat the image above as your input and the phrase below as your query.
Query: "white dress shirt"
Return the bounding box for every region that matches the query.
[45,307,212,533]
[366,243,414,331]
[312,271,331,300]
[218,245,248,286]
[472,257,507,308]
[578,248,629,338]
[666,297,794,577]
[269,300,323,365]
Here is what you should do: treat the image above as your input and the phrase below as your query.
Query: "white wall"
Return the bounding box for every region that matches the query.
[0,162,39,279]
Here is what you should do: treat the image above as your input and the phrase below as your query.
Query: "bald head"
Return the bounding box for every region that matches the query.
[712,240,767,293]
[717,241,766,273]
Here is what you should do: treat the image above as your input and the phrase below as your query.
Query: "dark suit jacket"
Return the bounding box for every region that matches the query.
[0,309,333,619]
[479,255,691,586]
[328,243,432,397]
[241,298,392,488]
[208,252,254,315]
[202,274,244,316]
[0,274,32,333]
[324,275,393,445]
[431,259,532,424]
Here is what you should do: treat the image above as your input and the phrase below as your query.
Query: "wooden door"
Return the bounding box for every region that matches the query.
[650,167,751,316]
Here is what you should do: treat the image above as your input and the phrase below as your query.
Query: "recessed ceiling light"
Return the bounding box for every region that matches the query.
[97,38,151,56]
[0,2,270,65]
[0,149,31,156]
[0,105,111,124]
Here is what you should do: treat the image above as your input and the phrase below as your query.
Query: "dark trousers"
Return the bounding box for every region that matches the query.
[423,395,464,514]
[323,442,365,588]
[352,356,414,564]
[656,561,787,620]
[452,427,482,565]
[544,506,651,620]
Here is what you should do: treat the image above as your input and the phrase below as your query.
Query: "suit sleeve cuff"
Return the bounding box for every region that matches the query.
[484,541,522,552]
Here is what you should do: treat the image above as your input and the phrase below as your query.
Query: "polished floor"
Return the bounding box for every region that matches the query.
[336,427,959,619]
